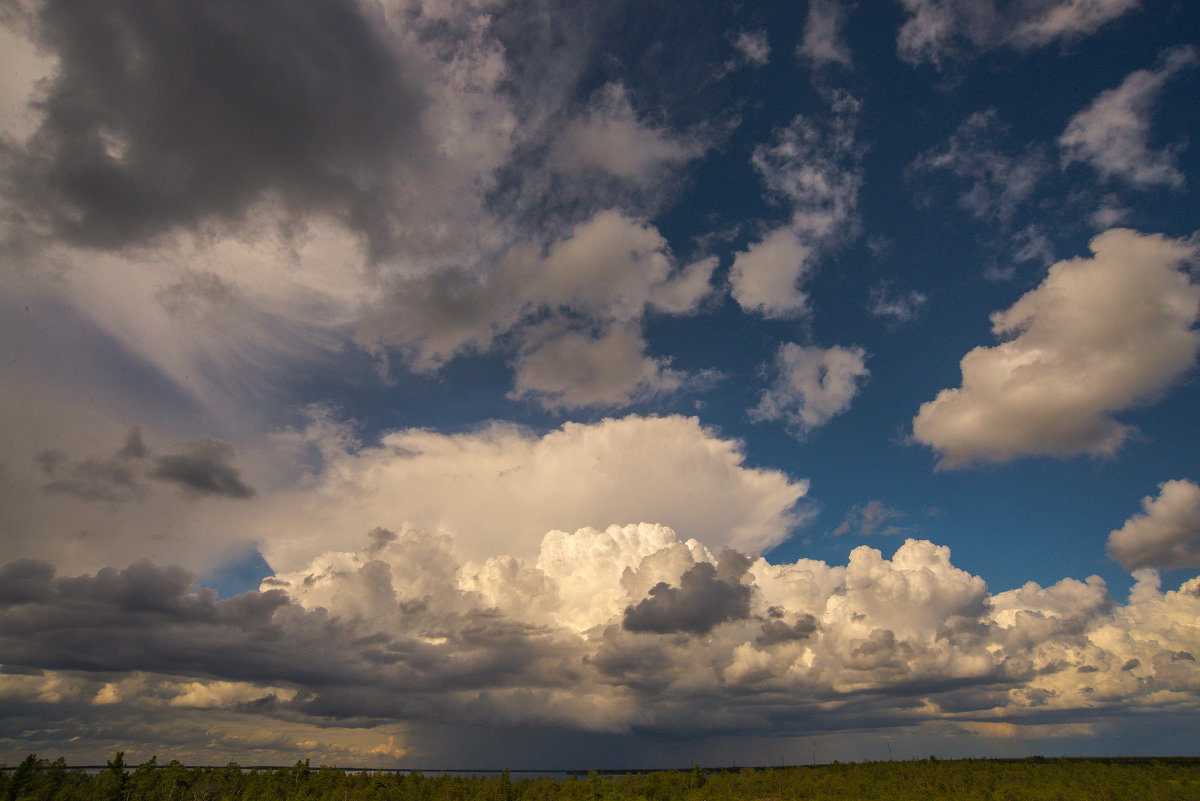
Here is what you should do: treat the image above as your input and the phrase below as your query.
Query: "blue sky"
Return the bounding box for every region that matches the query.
[1,0,1199,769]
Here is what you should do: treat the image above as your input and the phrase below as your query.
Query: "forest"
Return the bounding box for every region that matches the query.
[3,753,1198,801]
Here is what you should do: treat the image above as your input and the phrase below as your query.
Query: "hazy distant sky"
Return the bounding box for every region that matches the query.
[2,0,1199,769]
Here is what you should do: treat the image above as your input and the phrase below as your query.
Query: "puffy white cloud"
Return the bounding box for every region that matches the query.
[752,343,869,435]
[253,413,810,570]
[797,0,853,69]
[548,83,705,186]
[729,227,815,318]
[731,91,862,318]
[898,0,1138,66]
[1108,480,1200,572]
[1060,46,1199,189]
[913,228,1200,468]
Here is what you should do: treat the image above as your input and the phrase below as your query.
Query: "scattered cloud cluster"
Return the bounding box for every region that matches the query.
[913,228,1200,468]
[897,0,1139,66]
[0,0,1198,769]
[360,209,717,407]
[911,109,1048,223]
[731,91,863,319]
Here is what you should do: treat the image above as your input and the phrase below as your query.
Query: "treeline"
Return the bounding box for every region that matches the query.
[3,753,1199,801]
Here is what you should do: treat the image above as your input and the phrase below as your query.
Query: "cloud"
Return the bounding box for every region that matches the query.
[0,0,426,255]
[797,0,853,69]
[897,0,1139,66]
[37,447,145,504]
[867,282,928,323]
[755,614,818,646]
[1107,480,1200,571]
[731,91,863,318]
[830,501,911,538]
[359,209,715,406]
[254,413,811,569]
[149,438,256,499]
[4,533,1198,749]
[913,228,1200,468]
[34,427,254,502]
[751,343,869,436]
[731,30,771,68]
[1060,46,1199,189]
[729,228,815,318]
[623,553,752,635]
[510,322,684,410]
[910,109,1047,222]
[0,0,694,422]
[547,83,705,186]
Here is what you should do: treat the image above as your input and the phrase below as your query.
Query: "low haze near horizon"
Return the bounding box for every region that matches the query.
[1,0,1199,769]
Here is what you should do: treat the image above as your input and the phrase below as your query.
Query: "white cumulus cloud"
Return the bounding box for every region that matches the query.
[255,413,811,570]
[913,228,1200,468]
[752,343,869,436]
[1108,480,1200,572]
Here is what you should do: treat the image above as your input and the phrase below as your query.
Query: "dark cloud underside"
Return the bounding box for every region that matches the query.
[2,0,425,253]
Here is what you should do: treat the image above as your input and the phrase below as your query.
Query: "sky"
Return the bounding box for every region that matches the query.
[1,0,1200,770]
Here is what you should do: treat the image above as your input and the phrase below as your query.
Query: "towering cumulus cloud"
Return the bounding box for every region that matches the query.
[913,229,1200,468]
[253,414,810,569]
[3,526,1198,761]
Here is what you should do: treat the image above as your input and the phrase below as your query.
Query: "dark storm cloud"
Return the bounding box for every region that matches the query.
[756,614,818,645]
[0,559,581,722]
[149,438,255,499]
[34,427,255,500]
[622,559,751,635]
[1,0,425,254]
